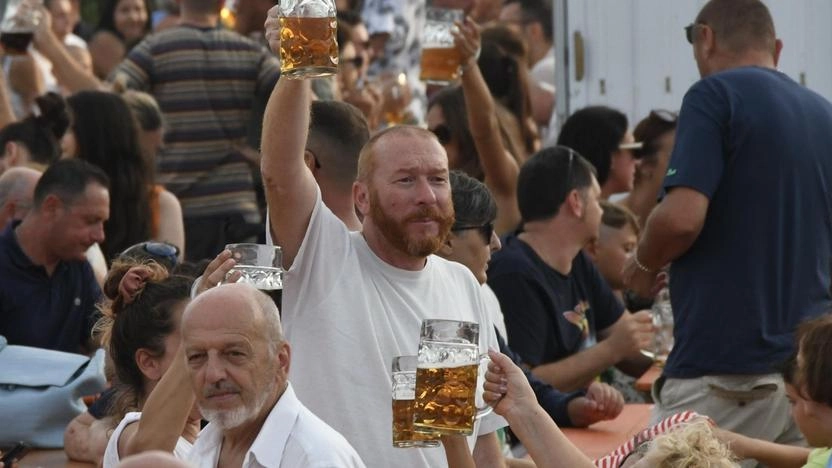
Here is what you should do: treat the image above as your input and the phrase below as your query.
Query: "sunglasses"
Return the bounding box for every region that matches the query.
[684,22,705,44]
[430,124,452,146]
[119,241,180,269]
[341,55,364,68]
[650,109,678,123]
[453,222,495,242]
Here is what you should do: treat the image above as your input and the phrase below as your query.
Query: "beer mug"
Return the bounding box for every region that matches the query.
[0,0,41,55]
[419,7,464,84]
[413,319,493,436]
[391,355,441,448]
[224,243,284,291]
[277,0,338,79]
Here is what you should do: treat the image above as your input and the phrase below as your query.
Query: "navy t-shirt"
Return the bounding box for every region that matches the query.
[663,66,832,378]
[0,222,102,353]
[487,235,623,367]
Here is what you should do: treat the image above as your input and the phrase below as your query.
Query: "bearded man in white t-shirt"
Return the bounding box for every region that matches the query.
[229,11,508,468]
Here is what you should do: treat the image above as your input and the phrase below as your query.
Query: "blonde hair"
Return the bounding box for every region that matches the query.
[642,419,739,468]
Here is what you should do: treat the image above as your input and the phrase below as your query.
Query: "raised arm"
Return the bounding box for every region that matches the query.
[455,18,521,234]
[260,6,319,268]
[32,5,102,92]
[118,346,199,457]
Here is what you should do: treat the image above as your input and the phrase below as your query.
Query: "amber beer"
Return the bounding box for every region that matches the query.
[419,47,462,84]
[392,398,440,447]
[0,30,32,54]
[413,363,479,435]
[279,16,338,78]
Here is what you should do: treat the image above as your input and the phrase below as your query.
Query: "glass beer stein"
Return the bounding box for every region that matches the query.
[0,0,41,55]
[224,243,284,291]
[419,7,464,84]
[413,319,492,436]
[391,355,441,448]
[277,0,338,79]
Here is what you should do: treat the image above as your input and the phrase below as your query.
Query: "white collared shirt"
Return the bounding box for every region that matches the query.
[188,383,365,468]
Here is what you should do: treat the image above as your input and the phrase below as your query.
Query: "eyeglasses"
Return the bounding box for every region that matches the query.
[453,222,495,242]
[650,109,678,123]
[430,124,452,146]
[341,55,364,68]
[685,22,705,44]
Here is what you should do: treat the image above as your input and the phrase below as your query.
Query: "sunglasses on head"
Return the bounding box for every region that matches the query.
[119,241,180,269]
[650,109,678,123]
[430,124,452,146]
[453,222,495,242]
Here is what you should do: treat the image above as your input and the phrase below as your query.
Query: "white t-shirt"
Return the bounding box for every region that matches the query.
[280,188,506,468]
[102,412,193,468]
[482,283,508,343]
[188,384,365,468]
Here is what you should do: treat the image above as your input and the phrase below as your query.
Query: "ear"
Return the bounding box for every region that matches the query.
[5,141,19,165]
[40,193,63,216]
[277,341,291,376]
[438,233,455,256]
[303,150,317,173]
[354,181,370,217]
[565,189,583,218]
[527,21,544,41]
[700,24,716,58]
[773,38,783,67]
[135,348,164,381]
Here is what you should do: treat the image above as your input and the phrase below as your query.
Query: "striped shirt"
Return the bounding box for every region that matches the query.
[114,25,280,221]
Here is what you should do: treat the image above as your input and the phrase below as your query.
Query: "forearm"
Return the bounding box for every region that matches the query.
[615,352,654,377]
[504,404,594,468]
[531,342,618,392]
[0,68,16,127]
[461,64,518,195]
[720,430,809,468]
[472,433,507,468]
[441,436,475,468]
[36,31,101,92]
[260,77,317,265]
[637,189,705,271]
[128,351,194,455]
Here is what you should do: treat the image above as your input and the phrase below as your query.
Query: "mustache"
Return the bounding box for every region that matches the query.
[203,381,241,398]
[403,206,453,223]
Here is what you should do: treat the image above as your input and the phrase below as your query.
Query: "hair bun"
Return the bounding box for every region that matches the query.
[33,92,71,141]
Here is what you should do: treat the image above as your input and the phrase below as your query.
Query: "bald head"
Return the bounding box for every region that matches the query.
[184,283,284,348]
[356,125,444,183]
[696,0,777,56]
[0,166,41,227]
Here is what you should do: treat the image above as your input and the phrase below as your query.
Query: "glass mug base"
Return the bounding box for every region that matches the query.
[414,423,474,437]
[283,66,338,79]
[392,439,441,448]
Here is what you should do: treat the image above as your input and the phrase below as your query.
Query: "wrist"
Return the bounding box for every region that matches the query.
[633,250,656,274]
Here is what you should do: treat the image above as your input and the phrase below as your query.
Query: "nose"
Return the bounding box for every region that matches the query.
[204,354,227,385]
[91,223,105,243]
[489,231,501,252]
[414,177,439,205]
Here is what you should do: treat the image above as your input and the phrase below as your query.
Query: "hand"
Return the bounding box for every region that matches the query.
[567,382,624,427]
[452,17,481,70]
[482,349,539,421]
[264,5,281,56]
[194,250,239,295]
[605,310,654,357]
[342,84,382,130]
[31,3,55,50]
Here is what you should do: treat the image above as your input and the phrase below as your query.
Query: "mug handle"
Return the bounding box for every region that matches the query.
[475,353,493,420]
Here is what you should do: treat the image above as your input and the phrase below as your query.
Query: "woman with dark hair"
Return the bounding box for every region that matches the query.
[88,0,152,79]
[426,19,521,235]
[557,105,638,199]
[479,25,539,160]
[621,110,678,224]
[96,260,199,467]
[0,92,70,173]
[63,90,153,262]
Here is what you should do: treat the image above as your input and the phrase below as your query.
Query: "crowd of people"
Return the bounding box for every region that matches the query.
[1,0,831,467]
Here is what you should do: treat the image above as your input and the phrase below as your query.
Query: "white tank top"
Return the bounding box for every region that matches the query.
[102,411,193,468]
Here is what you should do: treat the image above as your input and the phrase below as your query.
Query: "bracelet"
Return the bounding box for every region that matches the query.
[632,252,655,274]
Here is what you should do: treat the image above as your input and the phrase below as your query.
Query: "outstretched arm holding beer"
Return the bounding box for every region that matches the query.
[454,18,520,234]
[484,350,595,468]
[261,6,319,269]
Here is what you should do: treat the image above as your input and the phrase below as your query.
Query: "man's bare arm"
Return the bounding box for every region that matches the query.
[261,7,319,268]
[623,187,709,297]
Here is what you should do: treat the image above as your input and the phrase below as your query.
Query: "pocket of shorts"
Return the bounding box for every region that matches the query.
[705,377,779,404]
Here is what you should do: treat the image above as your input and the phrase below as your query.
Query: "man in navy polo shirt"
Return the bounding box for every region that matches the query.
[0,159,109,353]
[624,0,832,448]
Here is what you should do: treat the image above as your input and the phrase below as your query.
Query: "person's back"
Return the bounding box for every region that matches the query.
[114,7,280,260]
[665,65,832,378]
